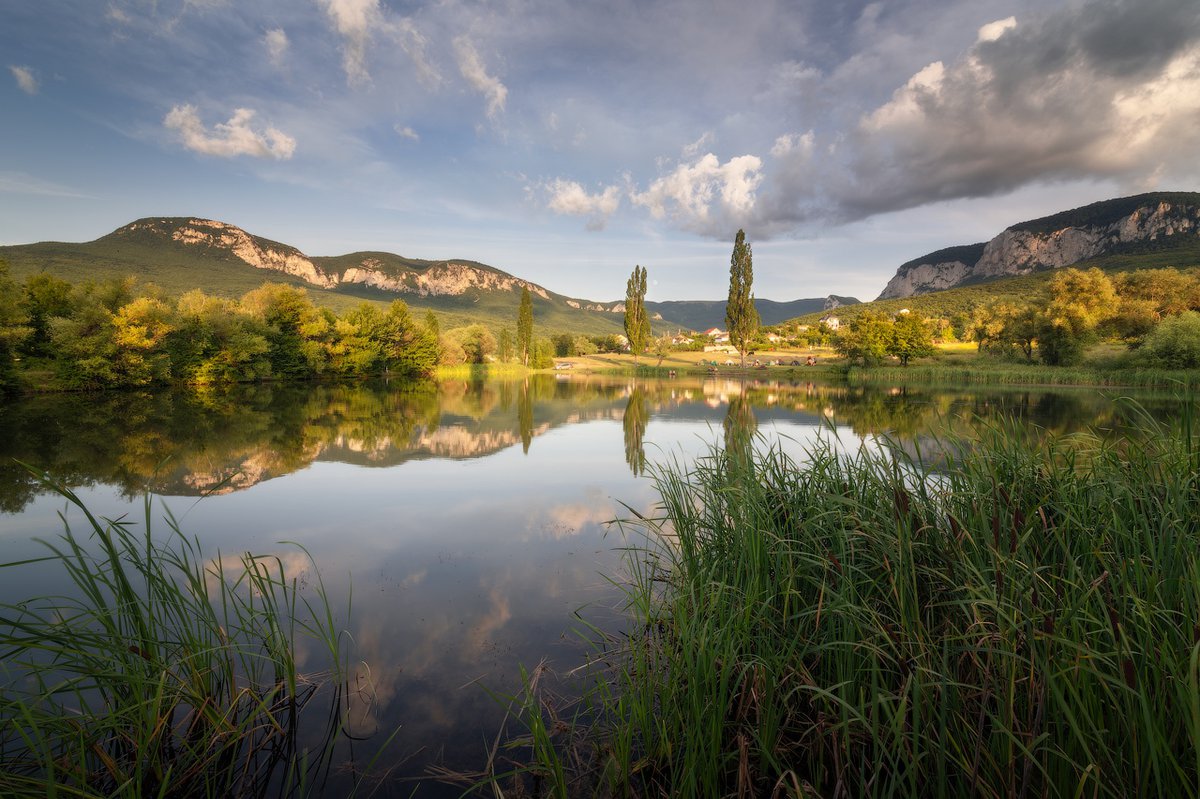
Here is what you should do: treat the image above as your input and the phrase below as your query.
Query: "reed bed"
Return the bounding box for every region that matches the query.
[525,400,1200,797]
[844,362,1200,389]
[0,478,349,798]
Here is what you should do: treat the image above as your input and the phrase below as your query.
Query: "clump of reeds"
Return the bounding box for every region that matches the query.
[534,399,1200,797]
[0,477,346,798]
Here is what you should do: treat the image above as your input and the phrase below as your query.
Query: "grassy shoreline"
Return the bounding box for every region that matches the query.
[515,400,1200,797]
[0,477,356,798]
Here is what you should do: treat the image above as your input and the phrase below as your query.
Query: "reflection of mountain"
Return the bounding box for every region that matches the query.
[0,376,1172,513]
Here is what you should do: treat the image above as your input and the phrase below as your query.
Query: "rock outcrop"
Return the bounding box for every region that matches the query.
[877,193,1200,299]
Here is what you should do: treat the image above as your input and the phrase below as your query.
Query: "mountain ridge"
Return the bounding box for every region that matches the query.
[878,192,1200,300]
[1,216,858,332]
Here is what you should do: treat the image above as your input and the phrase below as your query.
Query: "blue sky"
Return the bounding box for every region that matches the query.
[3,0,1199,302]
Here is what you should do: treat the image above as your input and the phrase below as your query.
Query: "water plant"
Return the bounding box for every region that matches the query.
[523,399,1200,797]
[0,476,350,798]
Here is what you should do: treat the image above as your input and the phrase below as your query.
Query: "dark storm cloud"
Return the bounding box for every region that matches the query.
[815,0,1200,222]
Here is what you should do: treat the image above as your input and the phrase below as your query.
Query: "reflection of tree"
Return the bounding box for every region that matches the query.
[723,390,758,467]
[518,379,533,454]
[623,387,650,476]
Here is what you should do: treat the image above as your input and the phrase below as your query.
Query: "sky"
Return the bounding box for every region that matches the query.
[2,0,1200,303]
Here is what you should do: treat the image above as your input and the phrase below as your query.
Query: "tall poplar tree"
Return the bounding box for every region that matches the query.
[624,264,651,363]
[517,286,533,367]
[726,229,760,367]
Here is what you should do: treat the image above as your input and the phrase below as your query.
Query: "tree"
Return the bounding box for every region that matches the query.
[725,229,760,367]
[1142,311,1200,368]
[624,265,651,363]
[0,261,30,392]
[887,313,935,366]
[498,328,514,363]
[517,287,533,367]
[834,310,892,366]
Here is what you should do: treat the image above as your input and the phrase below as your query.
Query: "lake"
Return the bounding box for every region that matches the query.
[0,374,1179,795]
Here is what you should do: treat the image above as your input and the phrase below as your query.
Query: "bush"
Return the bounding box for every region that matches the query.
[1142,311,1200,368]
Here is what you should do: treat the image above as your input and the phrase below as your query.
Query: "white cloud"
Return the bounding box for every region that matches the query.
[770,131,814,159]
[9,65,38,95]
[317,0,437,87]
[976,17,1017,44]
[394,124,419,141]
[630,153,763,234]
[164,105,296,159]
[545,178,621,230]
[454,36,507,120]
[264,28,288,66]
[318,0,378,85]
[681,132,715,159]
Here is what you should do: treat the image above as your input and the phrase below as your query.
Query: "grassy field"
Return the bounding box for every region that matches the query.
[511,398,1200,797]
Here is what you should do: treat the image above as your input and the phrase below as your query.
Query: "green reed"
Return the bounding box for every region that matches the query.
[526,398,1200,797]
[0,476,350,798]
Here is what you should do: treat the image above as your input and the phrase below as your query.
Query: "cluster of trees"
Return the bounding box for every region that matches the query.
[438,288,556,369]
[0,263,439,391]
[833,310,936,367]
[968,266,1200,366]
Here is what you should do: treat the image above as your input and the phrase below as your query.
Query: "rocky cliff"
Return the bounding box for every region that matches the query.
[877,193,1200,300]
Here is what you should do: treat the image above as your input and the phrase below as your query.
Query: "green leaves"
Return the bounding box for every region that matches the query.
[725,229,760,365]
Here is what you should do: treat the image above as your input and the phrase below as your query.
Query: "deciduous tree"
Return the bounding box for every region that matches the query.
[624,265,651,363]
[517,287,533,367]
[725,229,760,367]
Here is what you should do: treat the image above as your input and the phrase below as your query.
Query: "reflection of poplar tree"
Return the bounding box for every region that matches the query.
[518,378,533,454]
[623,386,650,476]
[723,389,758,467]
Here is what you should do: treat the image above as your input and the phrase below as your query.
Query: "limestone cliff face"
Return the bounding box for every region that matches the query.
[876,194,1200,300]
[877,259,975,299]
[340,257,551,299]
[144,218,339,288]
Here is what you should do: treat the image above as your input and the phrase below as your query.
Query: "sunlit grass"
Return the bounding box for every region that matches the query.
[518,398,1200,797]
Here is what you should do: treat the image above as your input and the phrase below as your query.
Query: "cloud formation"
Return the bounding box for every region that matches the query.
[830,0,1200,219]
[631,153,764,235]
[545,178,621,230]
[9,65,37,95]
[264,28,288,66]
[164,105,296,159]
[454,36,507,120]
[318,0,378,85]
[394,124,419,141]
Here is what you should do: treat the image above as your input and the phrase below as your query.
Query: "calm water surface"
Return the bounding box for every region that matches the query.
[0,374,1177,795]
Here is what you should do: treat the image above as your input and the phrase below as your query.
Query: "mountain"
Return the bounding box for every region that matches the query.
[877,192,1200,299]
[0,217,632,334]
[0,216,858,332]
[646,295,859,331]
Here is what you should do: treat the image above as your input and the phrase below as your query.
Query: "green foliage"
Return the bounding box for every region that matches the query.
[725,230,760,365]
[1142,311,1200,368]
[887,312,936,365]
[560,406,1200,797]
[834,309,893,366]
[0,261,31,392]
[443,323,498,365]
[624,265,651,362]
[497,328,514,363]
[517,287,534,367]
[20,273,72,357]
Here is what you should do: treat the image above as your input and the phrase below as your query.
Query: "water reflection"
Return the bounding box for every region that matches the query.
[0,376,1172,514]
[0,375,1181,795]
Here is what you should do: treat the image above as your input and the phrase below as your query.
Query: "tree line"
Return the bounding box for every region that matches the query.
[0,263,439,391]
